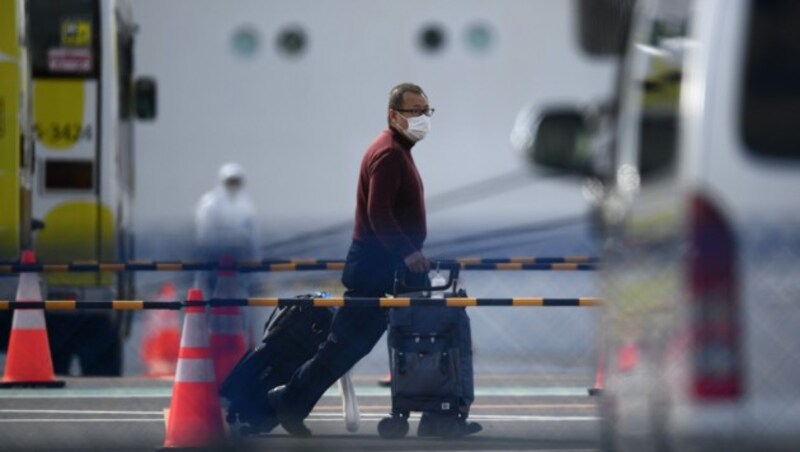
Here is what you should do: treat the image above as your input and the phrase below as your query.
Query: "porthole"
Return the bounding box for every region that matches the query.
[465,23,494,54]
[276,25,308,58]
[231,26,260,59]
[418,24,447,54]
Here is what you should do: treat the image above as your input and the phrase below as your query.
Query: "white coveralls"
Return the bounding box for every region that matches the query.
[194,163,260,296]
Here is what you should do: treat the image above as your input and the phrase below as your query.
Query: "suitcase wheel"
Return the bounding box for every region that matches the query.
[378,416,409,439]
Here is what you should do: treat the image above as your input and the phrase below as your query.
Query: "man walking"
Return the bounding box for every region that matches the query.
[268,83,433,436]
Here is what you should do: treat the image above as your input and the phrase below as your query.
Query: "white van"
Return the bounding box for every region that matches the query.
[521,0,800,450]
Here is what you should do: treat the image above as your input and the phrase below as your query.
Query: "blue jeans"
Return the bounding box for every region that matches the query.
[278,240,409,418]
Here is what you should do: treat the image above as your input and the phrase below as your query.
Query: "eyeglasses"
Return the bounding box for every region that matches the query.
[395,108,435,117]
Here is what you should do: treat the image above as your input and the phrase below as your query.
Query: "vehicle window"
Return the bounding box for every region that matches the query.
[741,0,800,159]
[634,1,691,183]
[28,0,99,79]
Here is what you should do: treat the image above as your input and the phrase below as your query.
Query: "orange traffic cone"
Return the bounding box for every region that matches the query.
[141,282,182,378]
[0,251,64,388]
[588,348,604,396]
[209,266,246,387]
[617,340,639,372]
[161,289,226,449]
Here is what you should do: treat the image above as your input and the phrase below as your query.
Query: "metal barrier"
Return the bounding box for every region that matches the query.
[0,256,598,273]
[0,297,601,310]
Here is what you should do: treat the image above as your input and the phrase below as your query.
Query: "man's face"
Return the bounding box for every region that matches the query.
[390,91,430,130]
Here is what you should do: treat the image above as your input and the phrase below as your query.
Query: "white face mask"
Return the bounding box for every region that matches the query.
[401,114,431,142]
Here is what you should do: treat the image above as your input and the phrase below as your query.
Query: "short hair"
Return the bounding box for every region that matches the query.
[388,83,426,110]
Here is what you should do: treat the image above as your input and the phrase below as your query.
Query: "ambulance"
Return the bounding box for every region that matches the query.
[0,0,155,375]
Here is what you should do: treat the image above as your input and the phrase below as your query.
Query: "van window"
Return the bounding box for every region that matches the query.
[28,0,99,79]
[634,1,691,183]
[742,0,800,159]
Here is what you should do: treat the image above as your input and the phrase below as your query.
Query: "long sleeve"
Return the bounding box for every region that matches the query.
[366,152,418,258]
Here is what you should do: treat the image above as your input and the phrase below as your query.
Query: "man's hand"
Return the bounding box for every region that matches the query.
[404,250,430,273]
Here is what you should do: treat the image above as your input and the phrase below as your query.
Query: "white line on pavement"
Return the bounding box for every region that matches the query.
[0,409,163,415]
[0,419,164,423]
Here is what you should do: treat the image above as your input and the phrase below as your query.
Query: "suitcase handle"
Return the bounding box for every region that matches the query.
[393,261,460,295]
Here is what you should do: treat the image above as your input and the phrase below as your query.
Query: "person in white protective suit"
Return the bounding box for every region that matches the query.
[194,163,260,295]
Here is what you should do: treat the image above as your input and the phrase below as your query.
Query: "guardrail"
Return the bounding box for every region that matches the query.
[0,256,598,273]
[0,297,601,310]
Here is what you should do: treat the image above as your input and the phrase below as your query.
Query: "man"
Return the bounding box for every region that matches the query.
[268,83,434,436]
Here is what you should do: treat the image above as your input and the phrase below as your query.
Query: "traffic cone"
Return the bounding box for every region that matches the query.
[377,371,391,387]
[0,251,64,388]
[141,282,181,378]
[588,348,604,396]
[617,340,639,372]
[209,263,247,387]
[161,289,226,449]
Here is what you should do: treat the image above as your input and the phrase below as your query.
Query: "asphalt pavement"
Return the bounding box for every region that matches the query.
[0,375,601,451]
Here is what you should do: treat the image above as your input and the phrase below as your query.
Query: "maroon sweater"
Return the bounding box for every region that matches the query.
[352,128,427,259]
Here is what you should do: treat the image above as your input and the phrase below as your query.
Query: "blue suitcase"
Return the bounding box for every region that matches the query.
[378,265,476,439]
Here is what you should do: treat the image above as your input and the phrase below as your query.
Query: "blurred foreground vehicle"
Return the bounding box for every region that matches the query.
[518,0,800,450]
[0,0,156,375]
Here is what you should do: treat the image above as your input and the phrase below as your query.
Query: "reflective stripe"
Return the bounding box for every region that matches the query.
[290,258,317,265]
[314,298,343,307]
[580,298,601,306]
[446,298,477,307]
[99,263,124,272]
[209,313,243,334]
[269,263,296,272]
[326,262,345,270]
[42,264,69,272]
[15,273,42,301]
[512,298,544,306]
[47,300,76,310]
[496,263,523,270]
[155,263,182,271]
[0,265,11,273]
[0,301,8,310]
[380,297,410,308]
[180,314,209,347]
[112,300,144,310]
[456,257,481,265]
[12,310,46,329]
[553,263,579,271]
[247,298,279,307]
[509,257,535,263]
[174,358,215,383]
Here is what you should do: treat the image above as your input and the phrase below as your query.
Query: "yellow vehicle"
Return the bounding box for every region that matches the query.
[0,0,155,375]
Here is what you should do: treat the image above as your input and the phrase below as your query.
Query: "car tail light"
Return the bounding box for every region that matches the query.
[688,194,742,400]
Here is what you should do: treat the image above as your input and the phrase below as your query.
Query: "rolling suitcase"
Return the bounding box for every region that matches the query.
[220,292,359,435]
[378,264,477,439]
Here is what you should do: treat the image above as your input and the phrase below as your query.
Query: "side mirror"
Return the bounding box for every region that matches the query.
[530,109,594,176]
[134,77,157,120]
[576,0,636,56]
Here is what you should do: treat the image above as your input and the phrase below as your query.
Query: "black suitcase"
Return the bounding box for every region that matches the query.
[378,264,476,439]
[220,293,334,436]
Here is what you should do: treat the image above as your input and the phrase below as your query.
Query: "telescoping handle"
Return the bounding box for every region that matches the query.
[393,261,461,295]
